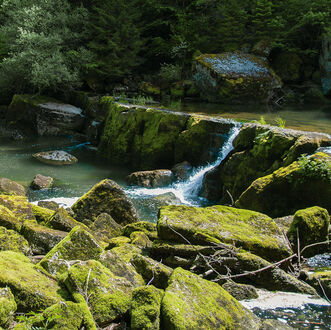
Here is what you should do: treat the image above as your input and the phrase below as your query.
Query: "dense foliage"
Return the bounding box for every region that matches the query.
[0,0,329,96]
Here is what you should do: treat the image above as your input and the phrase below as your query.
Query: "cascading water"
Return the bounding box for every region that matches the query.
[126,123,241,206]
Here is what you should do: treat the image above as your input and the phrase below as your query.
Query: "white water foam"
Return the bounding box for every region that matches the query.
[126,124,241,206]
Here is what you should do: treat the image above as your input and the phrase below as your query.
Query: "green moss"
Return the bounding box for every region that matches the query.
[0,287,17,328]
[0,178,26,197]
[0,226,31,255]
[287,206,330,256]
[130,231,152,249]
[131,285,164,330]
[0,204,21,232]
[46,207,84,232]
[39,226,103,278]
[0,251,66,312]
[0,195,35,231]
[122,221,158,240]
[158,205,291,262]
[107,236,131,249]
[64,260,134,326]
[161,267,260,329]
[31,204,55,225]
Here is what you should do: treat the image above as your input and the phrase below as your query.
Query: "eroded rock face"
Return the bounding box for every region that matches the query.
[0,178,25,196]
[193,52,281,103]
[33,150,78,165]
[6,94,85,136]
[158,205,291,262]
[72,179,139,225]
[235,152,331,217]
[161,267,261,329]
[127,169,174,188]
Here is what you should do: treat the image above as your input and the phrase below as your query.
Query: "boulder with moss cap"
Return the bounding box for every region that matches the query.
[0,178,25,196]
[161,267,261,329]
[0,251,66,311]
[63,259,134,326]
[158,205,291,262]
[0,226,31,255]
[39,226,103,278]
[72,179,139,225]
[131,285,164,330]
[0,287,17,328]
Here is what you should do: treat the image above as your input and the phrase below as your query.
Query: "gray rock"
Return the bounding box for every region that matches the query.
[0,178,25,196]
[127,169,174,188]
[171,161,192,181]
[33,150,78,165]
[30,174,54,190]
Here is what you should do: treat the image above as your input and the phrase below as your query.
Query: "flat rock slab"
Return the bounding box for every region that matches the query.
[33,150,78,165]
[158,205,291,262]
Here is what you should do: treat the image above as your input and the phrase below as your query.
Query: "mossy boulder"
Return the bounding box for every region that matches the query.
[98,99,235,169]
[127,169,174,188]
[31,204,55,224]
[47,207,83,232]
[7,94,85,136]
[287,207,330,256]
[21,220,67,255]
[37,200,59,211]
[122,221,158,240]
[202,124,331,203]
[161,267,261,329]
[0,287,17,328]
[90,213,122,244]
[222,281,258,301]
[63,259,134,326]
[193,52,281,103]
[0,226,31,255]
[107,236,131,249]
[39,226,103,278]
[158,205,291,262]
[99,248,145,287]
[235,152,331,217]
[131,254,173,289]
[72,179,139,225]
[0,204,21,232]
[0,251,65,311]
[130,231,153,249]
[307,270,331,298]
[272,51,302,82]
[130,285,164,330]
[0,178,25,196]
[0,195,35,231]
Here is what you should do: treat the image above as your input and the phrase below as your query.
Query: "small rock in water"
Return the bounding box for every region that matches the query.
[31,174,54,190]
[33,150,78,165]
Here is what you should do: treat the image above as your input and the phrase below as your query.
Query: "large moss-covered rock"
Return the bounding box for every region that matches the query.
[47,207,83,232]
[131,285,163,330]
[31,204,55,224]
[39,226,103,278]
[122,221,158,240]
[21,220,67,255]
[64,260,133,326]
[0,251,65,311]
[193,52,281,103]
[131,254,173,289]
[0,178,25,196]
[287,207,330,256]
[0,195,35,231]
[72,179,139,225]
[0,204,21,232]
[7,94,85,136]
[0,287,17,328]
[307,270,331,298]
[0,226,31,255]
[202,124,331,203]
[98,98,234,169]
[161,267,261,329]
[235,152,331,217]
[158,205,291,262]
[99,247,145,287]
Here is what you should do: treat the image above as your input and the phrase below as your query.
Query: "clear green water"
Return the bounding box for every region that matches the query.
[179,102,331,134]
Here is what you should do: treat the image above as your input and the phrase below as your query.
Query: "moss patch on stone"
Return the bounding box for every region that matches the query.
[0,226,31,255]
[0,287,17,328]
[158,205,291,262]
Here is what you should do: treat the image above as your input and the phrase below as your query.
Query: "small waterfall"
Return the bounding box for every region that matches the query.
[126,123,241,206]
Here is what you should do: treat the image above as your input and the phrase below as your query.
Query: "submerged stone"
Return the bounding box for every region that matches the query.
[158,205,291,262]
[72,179,139,225]
[161,267,261,329]
[33,150,78,165]
[0,251,65,311]
[130,285,163,330]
